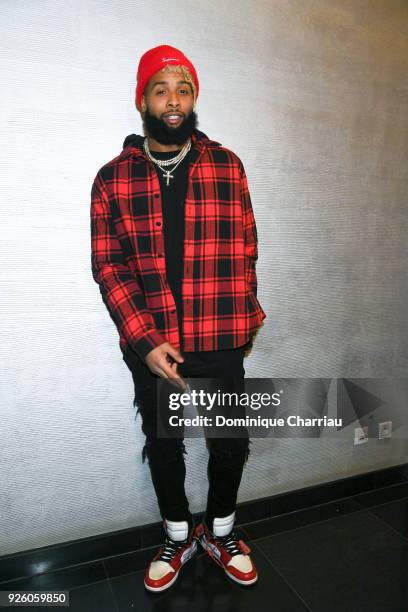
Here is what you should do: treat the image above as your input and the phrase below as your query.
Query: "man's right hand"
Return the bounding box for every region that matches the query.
[145,342,187,391]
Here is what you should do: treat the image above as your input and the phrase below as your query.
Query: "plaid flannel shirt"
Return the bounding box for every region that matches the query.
[90,129,266,361]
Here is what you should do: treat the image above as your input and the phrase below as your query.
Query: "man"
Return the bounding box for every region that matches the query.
[90,45,266,592]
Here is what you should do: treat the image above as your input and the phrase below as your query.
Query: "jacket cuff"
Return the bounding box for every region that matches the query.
[130,328,166,362]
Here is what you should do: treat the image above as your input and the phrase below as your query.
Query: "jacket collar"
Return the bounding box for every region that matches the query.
[119,129,221,162]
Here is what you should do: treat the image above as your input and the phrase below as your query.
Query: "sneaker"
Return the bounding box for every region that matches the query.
[144,519,198,593]
[195,520,258,586]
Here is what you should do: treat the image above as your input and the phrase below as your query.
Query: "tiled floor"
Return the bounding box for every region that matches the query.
[2,482,408,611]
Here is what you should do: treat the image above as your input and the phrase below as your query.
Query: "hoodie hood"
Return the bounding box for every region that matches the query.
[122,129,221,156]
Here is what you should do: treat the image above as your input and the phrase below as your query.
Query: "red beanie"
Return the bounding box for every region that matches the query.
[135,45,199,111]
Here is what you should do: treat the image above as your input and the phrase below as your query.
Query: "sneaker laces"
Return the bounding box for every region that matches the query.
[213,529,243,557]
[157,536,189,563]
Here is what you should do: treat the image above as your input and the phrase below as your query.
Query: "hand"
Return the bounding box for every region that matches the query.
[145,342,187,391]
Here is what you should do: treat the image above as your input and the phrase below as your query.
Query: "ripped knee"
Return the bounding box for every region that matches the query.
[132,382,154,421]
[141,440,188,464]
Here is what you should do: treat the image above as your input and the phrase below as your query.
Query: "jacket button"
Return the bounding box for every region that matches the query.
[155,221,162,227]
[170,309,176,314]
[154,194,160,199]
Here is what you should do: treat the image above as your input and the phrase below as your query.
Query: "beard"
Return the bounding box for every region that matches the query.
[143,107,198,145]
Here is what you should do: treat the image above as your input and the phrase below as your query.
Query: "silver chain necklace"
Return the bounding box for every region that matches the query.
[143,138,192,186]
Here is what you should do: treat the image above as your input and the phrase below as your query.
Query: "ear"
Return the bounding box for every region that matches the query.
[141,95,147,113]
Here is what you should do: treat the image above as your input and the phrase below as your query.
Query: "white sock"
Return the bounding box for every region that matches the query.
[164,519,189,541]
[212,511,235,537]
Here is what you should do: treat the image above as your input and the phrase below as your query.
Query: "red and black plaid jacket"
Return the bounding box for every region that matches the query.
[90,129,266,360]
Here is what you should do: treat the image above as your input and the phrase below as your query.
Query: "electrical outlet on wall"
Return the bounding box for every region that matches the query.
[354,426,369,446]
[379,421,392,439]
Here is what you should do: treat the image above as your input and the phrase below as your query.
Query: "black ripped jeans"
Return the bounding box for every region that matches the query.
[123,346,251,533]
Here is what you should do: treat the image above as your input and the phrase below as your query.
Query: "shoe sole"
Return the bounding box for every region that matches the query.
[198,535,258,586]
[144,539,198,593]
[224,570,258,586]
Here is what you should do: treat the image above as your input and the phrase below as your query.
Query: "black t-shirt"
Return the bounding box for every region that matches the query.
[152,146,190,344]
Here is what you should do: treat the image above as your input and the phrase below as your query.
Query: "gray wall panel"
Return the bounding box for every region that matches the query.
[1,0,407,555]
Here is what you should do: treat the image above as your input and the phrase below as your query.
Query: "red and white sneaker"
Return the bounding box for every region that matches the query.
[144,519,198,593]
[195,515,258,586]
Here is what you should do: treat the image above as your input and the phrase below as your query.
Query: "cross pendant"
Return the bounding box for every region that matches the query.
[163,170,174,186]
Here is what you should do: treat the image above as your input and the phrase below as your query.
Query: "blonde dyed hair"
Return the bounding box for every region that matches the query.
[160,64,197,102]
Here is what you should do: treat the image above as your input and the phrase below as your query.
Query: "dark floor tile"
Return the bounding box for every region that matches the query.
[234,465,408,527]
[104,548,158,579]
[367,497,408,540]
[8,581,117,612]
[353,482,408,508]
[254,509,408,612]
[241,498,363,541]
[68,579,117,611]
[0,528,141,584]
[109,542,310,611]
[0,562,107,591]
